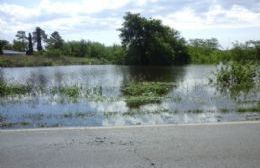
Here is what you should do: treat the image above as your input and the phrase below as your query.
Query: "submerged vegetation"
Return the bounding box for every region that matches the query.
[122,82,175,107]
[210,62,259,98]
[0,80,31,96]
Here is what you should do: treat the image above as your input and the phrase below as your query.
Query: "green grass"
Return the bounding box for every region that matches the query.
[63,112,94,118]
[0,55,109,67]
[51,86,80,98]
[0,81,31,96]
[121,82,175,108]
[220,108,230,113]
[237,104,260,113]
[0,121,31,128]
[122,82,175,97]
[124,96,162,108]
[186,109,204,113]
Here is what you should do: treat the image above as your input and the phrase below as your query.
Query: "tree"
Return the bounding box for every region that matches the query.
[13,40,27,51]
[0,40,8,54]
[15,31,28,51]
[46,31,64,49]
[33,27,47,51]
[119,12,190,65]
[188,38,221,63]
[26,33,33,55]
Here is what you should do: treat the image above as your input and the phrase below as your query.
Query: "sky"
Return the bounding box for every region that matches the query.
[0,0,260,48]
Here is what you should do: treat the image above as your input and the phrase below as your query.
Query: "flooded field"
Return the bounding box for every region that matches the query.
[0,65,259,129]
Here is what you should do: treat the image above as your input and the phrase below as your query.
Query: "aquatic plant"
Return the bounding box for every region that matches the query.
[0,121,31,128]
[121,82,176,108]
[51,86,80,98]
[122,82,175,97]
[210,62,259,98]
[0,81,31,96]
[237,103,260,113]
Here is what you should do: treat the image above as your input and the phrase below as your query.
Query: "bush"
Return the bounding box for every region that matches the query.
[43,49,62,57]
[210,62,259,97]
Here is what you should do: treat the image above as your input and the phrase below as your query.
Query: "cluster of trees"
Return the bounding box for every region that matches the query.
[1,12,259,65]
[188,38,260,64]
[0,27,124,63]
[0,27,63,55]
[119,12,190,65]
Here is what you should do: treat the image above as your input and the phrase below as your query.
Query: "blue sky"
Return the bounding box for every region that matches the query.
[1,0,260,48]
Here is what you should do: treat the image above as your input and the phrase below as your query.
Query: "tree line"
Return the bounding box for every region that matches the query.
[1,12,259,65]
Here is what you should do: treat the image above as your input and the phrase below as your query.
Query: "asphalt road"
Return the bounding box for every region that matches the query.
[0,121,260,168]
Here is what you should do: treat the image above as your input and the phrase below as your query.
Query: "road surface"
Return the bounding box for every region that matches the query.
[1,121,260,168]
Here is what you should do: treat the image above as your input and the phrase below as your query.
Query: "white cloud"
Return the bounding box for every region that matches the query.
[157,4,260,30]
[0,0,260,46]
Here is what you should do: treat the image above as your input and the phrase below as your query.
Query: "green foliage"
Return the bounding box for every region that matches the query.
[106,45,125,64]
[230,41,260,62]
[188,39,260,64]
[43,49,62,57]
[188,38,223,64]
[237,103,260,113]
[119,12,190,65]
[27,33,33,55]
[14,31,28,51]
[51,86,80,98]
[211,62,259,97]
[13,40,27,51]
[121,82,175,107]
[62,40,90,57]
[0,55,107,67]
[0,80,31,96]
[122,82,174,97]
[0,40,8,54]
[46,31,64,49]
[33,27,47,51]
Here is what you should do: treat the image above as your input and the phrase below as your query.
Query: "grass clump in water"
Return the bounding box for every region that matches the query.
[237,103,260,113]
[52,86,80,98]
[121,82,175,108]
[122,82,174,97]
[0,121,31,128]
[125,96,162,108]
[0,81,31,96]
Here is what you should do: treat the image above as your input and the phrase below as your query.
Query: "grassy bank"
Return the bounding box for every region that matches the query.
[0,55,110,67]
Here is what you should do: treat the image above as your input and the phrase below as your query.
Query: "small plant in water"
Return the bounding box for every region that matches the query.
[121,82,176,108]
[0,80,32,96]
[210,62,259,98]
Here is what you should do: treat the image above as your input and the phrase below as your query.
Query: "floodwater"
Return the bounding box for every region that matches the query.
[0,65,259,128]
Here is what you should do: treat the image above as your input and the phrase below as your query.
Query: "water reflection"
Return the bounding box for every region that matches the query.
[125,66,186,82]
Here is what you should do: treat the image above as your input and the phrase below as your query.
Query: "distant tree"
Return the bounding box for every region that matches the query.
[46,31,64,49]
[13,40,26,51]
[188,38,222,63]
[119,12,190,65]
[0,40,8,54]
[26,33,33,55]
[189,38,220,50]
[15,31,28,51]
[33,27,47,51]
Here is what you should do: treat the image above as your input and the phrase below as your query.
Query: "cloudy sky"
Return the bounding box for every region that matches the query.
[1,0,260,48]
